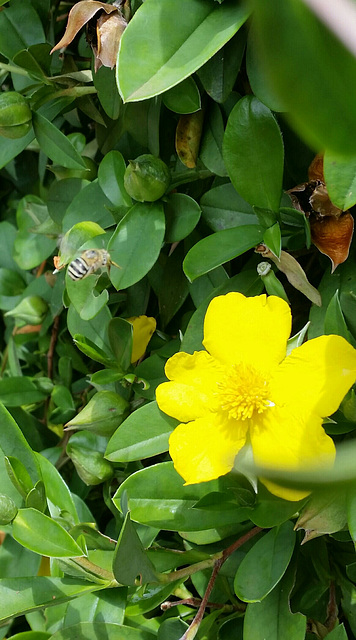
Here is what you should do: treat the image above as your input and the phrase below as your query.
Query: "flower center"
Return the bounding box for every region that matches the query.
[216,363,273,421]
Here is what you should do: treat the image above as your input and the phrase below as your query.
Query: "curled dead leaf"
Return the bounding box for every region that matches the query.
[311,211,354,273]
[256,245,322,306]
[51,0,127,71]
[287,153,353,271]
[175,109,205,169]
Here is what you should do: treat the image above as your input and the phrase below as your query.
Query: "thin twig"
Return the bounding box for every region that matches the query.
[47,315,60,379]
[178,526,262,640]
[161,597,244,613]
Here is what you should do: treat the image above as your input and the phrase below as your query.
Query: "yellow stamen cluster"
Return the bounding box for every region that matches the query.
[216,363,272,421]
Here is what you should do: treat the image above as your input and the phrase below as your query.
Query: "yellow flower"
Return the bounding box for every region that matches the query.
[156,293,356,501]
[127,315,156,363]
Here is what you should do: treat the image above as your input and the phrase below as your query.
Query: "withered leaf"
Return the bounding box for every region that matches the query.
[175,109,205,169]
[256,246,322,306]
[51,0,118,54]
[311,211,354,273]
[308,152,324,182]
[93,11,127,71]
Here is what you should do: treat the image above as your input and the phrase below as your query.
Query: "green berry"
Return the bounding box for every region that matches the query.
[124,154,171,202]
[0,92,32,139]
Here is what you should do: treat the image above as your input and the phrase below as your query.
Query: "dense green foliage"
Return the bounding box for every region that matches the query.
[0,0,356,638]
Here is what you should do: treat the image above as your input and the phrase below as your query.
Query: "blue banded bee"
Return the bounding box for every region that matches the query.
[66,249,120,280]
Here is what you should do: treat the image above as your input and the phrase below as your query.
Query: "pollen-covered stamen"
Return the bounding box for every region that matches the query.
[216,363,273,421]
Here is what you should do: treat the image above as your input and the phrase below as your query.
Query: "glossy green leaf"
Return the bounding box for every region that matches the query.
[32,112,86,170]
[234,521,296,602]
[113,513,157,585]
[66,432,113,486]
[108,318,133,372]
[105,401,177,462]
[324,625,348,640]
[0,377,48,407]
[200,182,258,231]
[263,223,281,259]
[62,589,127,627]
[117,0,250,101]
[197,30,246,103]
[51,622,155,640]
[324,290,352,342]
[107,202,165,290]
[94,66,122,119]
[98,150,132,209]
[36,453,79,525]
[223,96,284,210]
[5,455,34,498]
[113,462,250,531]
[0,405,41,485]
[0,577,104,623]
[200,102,227,177]
[164,193,201,243]
[47,178,88,225]
[0,0,45,59]
[156,243,190,327]
[183,224,264,281]
[62,180,116,232]
[58,222,106,266]
[243,567,306,640]
[67,304,112,357]
[162,77,201,114]
[125,581,183,617]
[12,508,84,557]
[251,0,356,155]
[324,150,356,210]
[66,274,109,322]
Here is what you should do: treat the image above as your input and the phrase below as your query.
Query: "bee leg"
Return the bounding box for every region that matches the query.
[110,260,122,270]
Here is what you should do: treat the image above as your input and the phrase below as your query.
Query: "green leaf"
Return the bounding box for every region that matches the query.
[107,202,165,290]
[12,508,85,557]
[164,193,201,243]
[98,150,132,209]
[105,401,177,462]
[0,377,49,407]
[243,566,306,640]
[223,96,284,211]
[234,521,296,602]
[324,625,348,640]
[200,102,227,177]
[62,589,127,626]
[162,77,201,114]
[66,275,109,322]
[108,318,133,372]
[183,225,264,281]
[113,462,250,531]
[197,30,246,103]
[36,453,79,525]
[0,577,104,623]
[200,182,258,232]
[67,304,112,357]
[32,112,86,171]
[94,67,122,120]
[117,0,250,101]
[59,222,106,266]
[0,405,41,485]
[250,0,356,155]
[263,223,281,259]
[324,290,352,342]
[50,622,155,640]
[0,0,45,59]
[66,431,113,486]
[113,513,157,585]
[324,150,356,210]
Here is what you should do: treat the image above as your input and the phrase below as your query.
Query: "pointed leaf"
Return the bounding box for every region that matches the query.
[32,112,86,170]
[12,508,85,557]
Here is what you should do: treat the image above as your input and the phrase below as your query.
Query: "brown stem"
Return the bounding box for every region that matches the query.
[178,526,262,640]
[47,315,60,379]
[36,260,47,278]
[325,581,338,631]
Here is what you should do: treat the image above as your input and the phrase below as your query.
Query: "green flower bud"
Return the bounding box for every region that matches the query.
[5,296,48,325]
[0,494,18,525]
[0,92,32,139]
[124,154,170,202]
[66,432,114,486]
[65,390,129,437]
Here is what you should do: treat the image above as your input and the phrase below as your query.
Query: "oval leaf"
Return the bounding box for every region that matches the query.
[12,508,84,557]
[32,112,86,170]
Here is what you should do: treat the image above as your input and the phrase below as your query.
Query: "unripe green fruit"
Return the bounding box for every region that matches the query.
[124,154,170,202]
[0,92,32,139]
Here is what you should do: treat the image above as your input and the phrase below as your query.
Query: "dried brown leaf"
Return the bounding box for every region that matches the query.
[51,0,118,53]
[175,109,205,169]
[259,247,322,306]
[311,211,354,273]
[93,11,127,71]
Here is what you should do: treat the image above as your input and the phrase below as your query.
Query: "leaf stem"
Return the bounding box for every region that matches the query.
[0,62,31,78]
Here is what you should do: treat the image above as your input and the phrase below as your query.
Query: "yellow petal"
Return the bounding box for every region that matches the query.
[127,315,156,363]
[250,406,336,501]
[203,293,291,370]
[156,351,223,422]
[169,413,247,484]
[271,334,356,417]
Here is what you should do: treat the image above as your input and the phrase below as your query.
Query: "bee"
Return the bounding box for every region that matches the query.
[66,249,120,280]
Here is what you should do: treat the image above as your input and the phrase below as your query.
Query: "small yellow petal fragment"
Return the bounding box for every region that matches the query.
[127,315,156,363]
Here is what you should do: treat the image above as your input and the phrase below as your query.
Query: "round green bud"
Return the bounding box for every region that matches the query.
[124,154,171,202]
[0,92,32,139]
[0,494,18,525]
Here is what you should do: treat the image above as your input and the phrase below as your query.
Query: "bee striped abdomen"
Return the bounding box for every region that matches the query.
[67,257,89,280]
